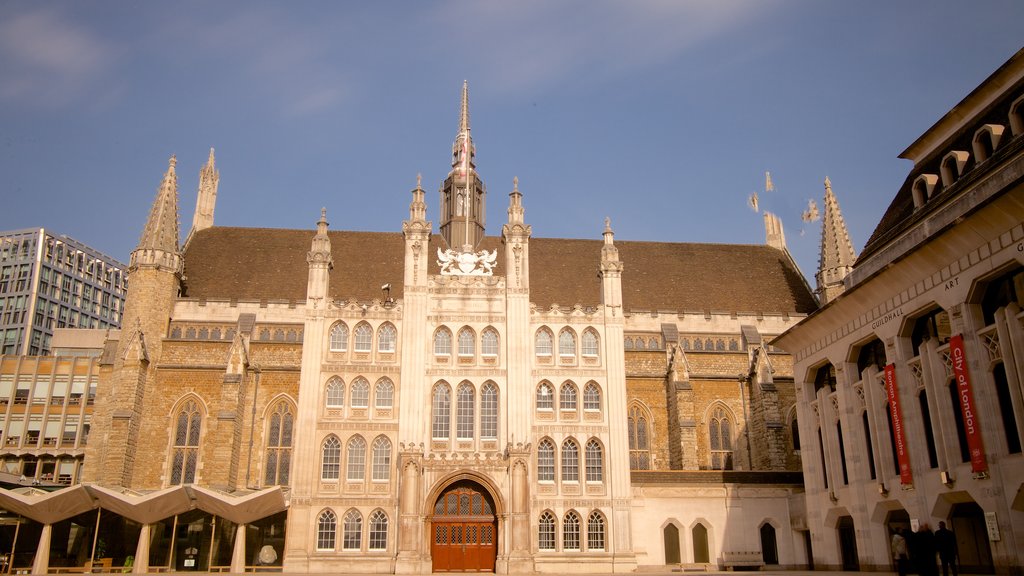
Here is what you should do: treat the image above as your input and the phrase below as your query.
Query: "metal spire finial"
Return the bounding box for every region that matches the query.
[460,80,470,133]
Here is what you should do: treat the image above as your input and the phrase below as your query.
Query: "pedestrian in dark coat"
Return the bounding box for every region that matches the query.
[915,524,938,576]
[935,521,958,576]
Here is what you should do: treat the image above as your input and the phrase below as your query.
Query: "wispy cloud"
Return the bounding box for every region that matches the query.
[0,7,116,107]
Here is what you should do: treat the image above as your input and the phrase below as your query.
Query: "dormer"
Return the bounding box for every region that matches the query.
[939,150,970,188]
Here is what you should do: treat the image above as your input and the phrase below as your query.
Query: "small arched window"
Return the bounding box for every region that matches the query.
[481,328,499,357]
[326,377,345,408]
[368,510,388,550]
[374,378,394,409]
[458,327,475,357]
[343,509,362,550]
[264,401,293,486]
[434,328,452,356]
[629,405,651,470]
[583,382,601,411]
[317,510,337,550]
[563,511,581,551]
[538,439,555,482]
[170,399,202,485]
[350,377,370,408]
[371,436,391,481]
[346,436,366,481]
[536,329,553,357]
[539,511,556,550]
[709,406,734,470]
[536,382,554,410]
[321,435,341,480]
[456,381,475,440]
[587,511,605,551]
[581,329,599,357]
[377,323,396,353]
[432,383,451,440]
[481,382,498,439]
[559,329,576,357]
[561,438,580,482]
[353,323,373,352]
[560,381,578,411]
[585,438,603,482]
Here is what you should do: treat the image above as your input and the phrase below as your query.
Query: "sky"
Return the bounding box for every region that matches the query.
[1,2,1022,282]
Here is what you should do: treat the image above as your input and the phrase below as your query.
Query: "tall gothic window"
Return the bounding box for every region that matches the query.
[536,382,554,410]
[329,322,348,352]
[321,435,341,480]
[377,323,396,353]
[585,439,603,482]
[457,382,475,439]
[434,328,452,356]
[582,329,599,357]
[562,438,580,482]
[587,511,605,551]
[317,510,337,550]
[538,439,555,482]
[170,399,202,485]
[264,401,293,486]
[374,377,394,409]
[432,383,451,440]
[538,511,556,550]
[347,436,366,481]
[558,329,576,357]
[583,382,601,411]
[353,323,373,352]
[535,329,553,357]
[481,382,498,439]
[372,436,391,481]
[458,327,475,357]
[709,406,734,470]
[343,509,362,550]
[560,381,578,411]
[368,510,388,550]
[563,511,581,551]
[628,405,651,470]
[350,377,370,408]
[481,328,499,357]
[326,377,345,408]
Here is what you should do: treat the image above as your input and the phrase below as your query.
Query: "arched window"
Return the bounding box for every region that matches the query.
[372,436,391,481]
[350,377,370,408]
[585,438,603,482]
[538,511,556,550]
[587,511,605,551]
[343,509,362,550]
[374,378,394,409]
[581,329,599,357]
[559,329,576,357]
[692,523,709,563]
[317,510,337,550]
[563,511,581,551]
[264,401,293,486]
[333,323,354,350]
[457,327,476,357]
[583,382,601,411]
[321,435,341,480]
[481,382,498,439]
[538,439,555,482]
[456,381,475,439]
[170,399,202,485]
[560,381,578,411]
[368,510,388,550]
[353,323,373,352]
[481,328,499,357]
[628,405,651,470]
[377,323,396,353]
[535,329,553,357]
[693,339,702,351]
[760,523,778,565]
[432,384,451,440]
[790,410,801,451]
[346,436,366,481]
[562,438,580,482]
[624,337,634,350]
[326,377,344,408]
[709,406,733,470]
[433,328,452,356]
[635,338,646,350]
[536,382,554,411]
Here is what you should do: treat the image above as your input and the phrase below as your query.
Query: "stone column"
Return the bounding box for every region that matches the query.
[133,524,152,573]
[231,523,247,573]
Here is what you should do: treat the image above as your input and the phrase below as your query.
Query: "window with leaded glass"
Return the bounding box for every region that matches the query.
[264,401,293,486]
[347,436,366,481]
[563,511,581,551]
[481,382,498,439]
[353,323,373,352]
[374,378,394,409]
[377,323,396,353]
[587,511,605,551]
[343,510,362,550]
[561,438,579,482]
[368,510,388,550]
[535,329,553,357]
[326,377,344,408]
[432,384,451,440]
[457,382,475,439]
[372,436,391,481]
[350,377,369,408]
[329,323,348,352]
[585,439,603,482]
[321,435,341,479]
[709,406,733,470]
[481,328,499,357]
[628,405,651,470]
[457,327,475,357]
[434,328,452,356]
[581,329,599,357]
[536,382,554,410]
[317,510,337,550]
[558,329,576,357]
[560,381,577,411]
[170,399,202,485]
[583,382,601,411]
[538,511,556,550]
[538,438,555,482]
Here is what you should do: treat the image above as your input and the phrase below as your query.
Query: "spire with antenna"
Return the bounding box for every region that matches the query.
[815,176,857,304]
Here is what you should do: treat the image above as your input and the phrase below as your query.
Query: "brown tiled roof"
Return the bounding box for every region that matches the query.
[182,227,817,315]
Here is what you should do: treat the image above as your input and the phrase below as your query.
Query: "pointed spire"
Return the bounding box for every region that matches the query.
[130,155,182,273]
[601,217,622,268]
[408,173,427,222]
[452,80,476,172]
[309,207,332,260]
[816,176,857,304]
[191,147,219,234]
[441,81,485,249]
[507,176,525,225]
[460,80,470,133]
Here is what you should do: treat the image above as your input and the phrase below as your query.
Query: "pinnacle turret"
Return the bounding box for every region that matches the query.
[130,155,182,274]
[190,147,219,236]
[815,177,856,304]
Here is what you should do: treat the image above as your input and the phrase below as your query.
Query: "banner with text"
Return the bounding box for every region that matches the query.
[885,364,913,486]
[950,334,988,474]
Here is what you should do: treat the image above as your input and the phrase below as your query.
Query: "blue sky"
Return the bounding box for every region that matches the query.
[1,2,1021,281]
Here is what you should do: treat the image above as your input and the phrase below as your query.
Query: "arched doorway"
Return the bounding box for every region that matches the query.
[431,480,497,572]
[951,503,994,573]
[663,524,680,564]
[760,523,778,565]
[837,516,859,571]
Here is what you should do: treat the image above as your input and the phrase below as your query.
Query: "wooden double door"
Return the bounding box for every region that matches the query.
[431,482,497,572]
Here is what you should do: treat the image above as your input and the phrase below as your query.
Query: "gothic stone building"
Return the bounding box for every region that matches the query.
[3,84,817,574]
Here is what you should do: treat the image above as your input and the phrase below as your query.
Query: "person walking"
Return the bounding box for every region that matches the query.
[891,530,909,576]
[935,521,958,576]
[915,524,938,576]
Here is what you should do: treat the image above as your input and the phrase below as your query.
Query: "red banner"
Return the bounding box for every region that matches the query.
[885,364,913,486]
[950,334,988,474]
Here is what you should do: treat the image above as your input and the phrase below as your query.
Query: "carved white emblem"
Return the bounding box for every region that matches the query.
[437,247,497,276]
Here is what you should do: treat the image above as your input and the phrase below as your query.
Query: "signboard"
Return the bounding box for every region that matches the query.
[950,334,988,474]
[885,364,913,486]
